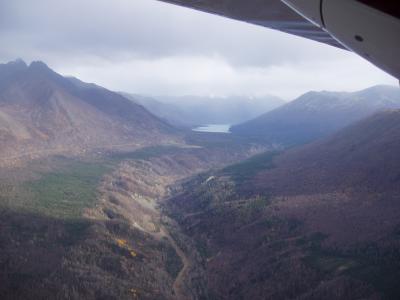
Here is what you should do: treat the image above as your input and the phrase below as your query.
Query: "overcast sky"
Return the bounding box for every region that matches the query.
[0,0,397,100]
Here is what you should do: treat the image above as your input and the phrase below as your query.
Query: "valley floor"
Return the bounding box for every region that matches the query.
[0,132,268,300]
[1,127,400,300]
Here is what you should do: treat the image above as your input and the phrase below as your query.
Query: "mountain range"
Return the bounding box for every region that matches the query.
[123,93,285,127]
[1,58,400,299]
[231,85,400,145]
[0,59,179,165]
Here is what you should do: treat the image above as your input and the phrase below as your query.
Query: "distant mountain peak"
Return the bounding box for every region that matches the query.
[356,84,399,95]
[7,58,28,68]
[0,59,28,72]
[231,85,400,145]
[28,60,52,72]
[0,59,29,85]
[26,61,70,87]
[0,58,179,163]
[363,84,399,91]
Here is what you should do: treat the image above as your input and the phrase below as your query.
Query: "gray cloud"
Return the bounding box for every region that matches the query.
[0,0,396,99]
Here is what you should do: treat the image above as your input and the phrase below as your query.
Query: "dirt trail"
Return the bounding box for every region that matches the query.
[133,218,193,299]
[124,192,195,299]
[160,228,193,300]
[130,192,196,299]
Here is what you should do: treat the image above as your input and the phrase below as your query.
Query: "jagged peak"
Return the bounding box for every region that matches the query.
[27,61,67,84]
[0,59,28,71]
[6,58,28,68]
[0,59,29,84]
[28,60,52,71]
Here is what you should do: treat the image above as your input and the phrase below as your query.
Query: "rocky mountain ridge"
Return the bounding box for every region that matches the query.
[231,85,400,145]
[0,59,180,166]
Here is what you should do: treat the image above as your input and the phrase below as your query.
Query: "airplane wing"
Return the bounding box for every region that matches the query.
[155,0,344,49]
[156,0,400,80]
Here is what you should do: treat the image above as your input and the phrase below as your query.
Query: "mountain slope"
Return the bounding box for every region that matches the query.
[254,109,400,195]
[231,85,400,145]
[166,110,400,299]
[0,60,179,165]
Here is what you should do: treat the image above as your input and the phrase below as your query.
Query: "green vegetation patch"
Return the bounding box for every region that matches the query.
[22,161,110,219]
[303,233,359,275]
[185,131,263,149]
[233,195,271,223]
[222,151,278,183]
[109,145,183,161]
[308,254,359,275]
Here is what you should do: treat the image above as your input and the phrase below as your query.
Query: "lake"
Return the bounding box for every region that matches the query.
[192,124,231,133]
